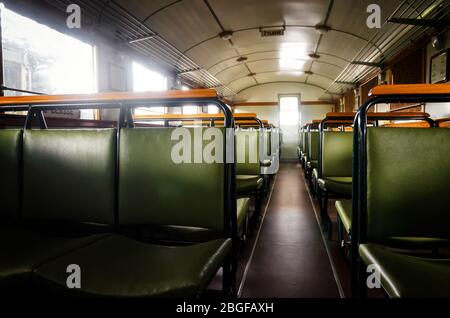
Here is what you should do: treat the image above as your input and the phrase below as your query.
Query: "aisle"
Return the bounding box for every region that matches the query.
[239,162,341,298]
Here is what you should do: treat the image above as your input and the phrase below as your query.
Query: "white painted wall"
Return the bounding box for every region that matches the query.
[234,106,279,126]
[235,82,334,102]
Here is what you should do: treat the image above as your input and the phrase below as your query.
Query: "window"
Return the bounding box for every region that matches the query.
[208,105,219,114]
[132,62,167,116]
[279,96,299,126]
[1,6,96,118]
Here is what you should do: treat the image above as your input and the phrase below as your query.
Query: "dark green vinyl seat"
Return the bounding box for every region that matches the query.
[306,131,319,173]
[359,243,450,298]
[236,130,263,197]
[357,127,450,297]
[29,128,235,297]
[0,129,117,288]
[335,200,352,234]
[0,228,107,289]
[317,131,353,197]
[117,128,243,242]
[34,235,231,298]
[236,175,263,196]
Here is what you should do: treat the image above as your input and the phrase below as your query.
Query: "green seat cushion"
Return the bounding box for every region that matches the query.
[236,175,263,196]
[318,177,352,196]
[359,243,450,298]
[0,227,107,288]
[237,198,250,231]
[33,235,231,298]
[335,200,352,233]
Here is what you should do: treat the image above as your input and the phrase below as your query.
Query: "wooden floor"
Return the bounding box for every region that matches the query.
[239,162,341,298]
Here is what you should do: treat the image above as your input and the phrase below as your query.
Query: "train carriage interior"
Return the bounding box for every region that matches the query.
[0,0,450,309]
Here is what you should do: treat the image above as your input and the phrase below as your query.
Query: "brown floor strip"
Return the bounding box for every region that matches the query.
[239,162,340,298]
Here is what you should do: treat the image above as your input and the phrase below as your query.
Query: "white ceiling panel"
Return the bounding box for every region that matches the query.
[209,0,329,30]
[228,76,257,93]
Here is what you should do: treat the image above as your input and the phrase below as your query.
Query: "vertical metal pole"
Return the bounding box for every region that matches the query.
[0,5,5,97]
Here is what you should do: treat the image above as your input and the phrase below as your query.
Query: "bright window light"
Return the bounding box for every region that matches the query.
[183,105,198,114]
[181,85,190,90]
[1,6,96,118]
[208,105,219,114]
[132,62,167,116]
[132,62,167,92]
[279,96,299,126]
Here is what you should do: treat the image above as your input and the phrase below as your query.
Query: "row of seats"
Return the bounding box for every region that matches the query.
[298,93,450,297]
[0,127,245,297]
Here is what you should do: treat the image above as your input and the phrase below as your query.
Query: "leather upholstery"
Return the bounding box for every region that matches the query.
[366,128,450,248]
[359,243,450,298]
[237,197,250,232]
[318,177,352,196]
[321,132,352,177]
[0,130,22,224]
[0,227,107,288]
[308,132,319,162]
[335,200,352,233]
[236,175,263,196]
[33,235,232,298]
[22,129,116,225]
[119,128,225,233]
[236,130,260,175]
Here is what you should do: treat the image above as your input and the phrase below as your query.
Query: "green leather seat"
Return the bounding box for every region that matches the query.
[0,129,117,288]
[33,235,231,298]
[237,197,250,231]
[317,131,352,196]
[357,128,450,297]
[236,129,263,194]
[365,128,450,249]
[335,200,352,233]
[236,175,263,196]
[307,131,319,170]
[318,177,352,196]
[118,128,240,243]
[0,228,107,288]
[359,243,450,298]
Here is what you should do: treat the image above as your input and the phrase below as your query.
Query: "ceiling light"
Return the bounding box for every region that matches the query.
[309,53,321,59]
[237,56,248,63]
[219,31,233,40]
[315,24,331,34]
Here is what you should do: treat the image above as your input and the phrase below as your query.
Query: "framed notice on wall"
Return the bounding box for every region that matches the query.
[430,49,449,84]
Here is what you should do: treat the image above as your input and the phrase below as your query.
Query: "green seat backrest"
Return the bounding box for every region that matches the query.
[0,129,22,224]
[264,130,271,156]
[236,130,260,175]
[322,132,353,177]
[119,128,225,232]
[366,128,450,245]
[22,129,116,225]
[298,130,303,150]
[308,131,319,161]
[301,131,307,153]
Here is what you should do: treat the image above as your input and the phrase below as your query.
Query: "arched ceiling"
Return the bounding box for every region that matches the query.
[41,0,450,99]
